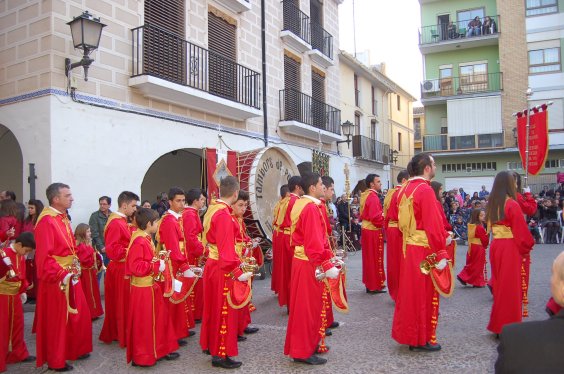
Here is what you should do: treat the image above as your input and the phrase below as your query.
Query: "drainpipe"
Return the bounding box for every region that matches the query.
[261,0,268,147]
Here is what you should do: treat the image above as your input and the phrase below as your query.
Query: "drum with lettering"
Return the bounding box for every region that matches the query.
[237,147,299,242]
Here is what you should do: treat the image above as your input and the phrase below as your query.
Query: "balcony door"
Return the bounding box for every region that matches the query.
[437,14,449,40]
[284,54,302,122]
[310,0,324,51]
[208,11,237,101]
[459,62,488,93]
[311,69,326,129]
[439,66,453,96]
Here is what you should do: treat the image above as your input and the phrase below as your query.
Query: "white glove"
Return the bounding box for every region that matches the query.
[183,269,196,278]
[158,260,165,272]
[2,257,12,266]
[332,257,345,266]
[523,187,531,194]
[20,293,27,304]
[325,266,340,279]
[71,277,79,286]
[237,272,253,282]
[446,236,453,246]
[436,259,448,270]
[62,273,72,286]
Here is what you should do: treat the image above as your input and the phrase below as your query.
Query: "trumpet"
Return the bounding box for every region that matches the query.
[241,256,260,275]
[152,250,170,282]
[420,253,439,275]
[189,265,204,278]
[315,257,345,281]
[59,257,82,291]
[0,245,18,280]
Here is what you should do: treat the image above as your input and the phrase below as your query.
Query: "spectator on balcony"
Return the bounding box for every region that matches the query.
[447,21,459,39]
[482,16,497,35]
[466,17,482,37]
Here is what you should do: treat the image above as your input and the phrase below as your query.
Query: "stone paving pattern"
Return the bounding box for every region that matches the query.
[8,243,562,374]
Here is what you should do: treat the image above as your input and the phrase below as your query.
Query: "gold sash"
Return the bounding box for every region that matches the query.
[131,275,154,287]
[362,221,381,230]
[387,221,398,228]
[405,229,429,247]
[0,281,21,295]
[492,225,513,239]
[208,244,219,260]
[235,242,245,258]
[294,245,308,261]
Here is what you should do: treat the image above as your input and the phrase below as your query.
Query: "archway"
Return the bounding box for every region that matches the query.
[0,124,24,200]
[141,148,204,204]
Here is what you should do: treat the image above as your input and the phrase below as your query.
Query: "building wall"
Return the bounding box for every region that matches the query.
[424,45,500,79]
[421,0,497,26]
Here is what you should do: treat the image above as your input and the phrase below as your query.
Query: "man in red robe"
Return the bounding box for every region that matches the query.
[284,172,340,365]
[270,185,289,295]
[0,232,36,372]
[200,176,251,369]
[158,187,196,345]
[383,170,409,302]
[360,174,386,293]
[277,176,303,308]
[35,183,93,371]
[392,154,450,352]
[99,191,139,347]
[183,188,207,322]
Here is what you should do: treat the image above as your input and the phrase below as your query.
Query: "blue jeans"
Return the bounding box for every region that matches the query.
[467,27,481,37]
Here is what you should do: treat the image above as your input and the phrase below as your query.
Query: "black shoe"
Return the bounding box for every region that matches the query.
[329,321,340,329]
[25,298,36,305]
[132,361,155,368]
[212,356,242,369]
[293,355,327,365]
[22,355,36,363]
[244,327,259,334]
[195,319,202,324]
[49,363,74,372]
[77,353,90,360]
[457,276,467,286]
[202,349,210,355]
[473,285,485,288]
[374,288,387,294]
[408,343,441,352]
[487,284,493,295]
[237,335,247,342]
[178,339,188,346]
[165,352,180,361]
[366,288,377,294]
[188,330,196,337]
[324,329,332,336]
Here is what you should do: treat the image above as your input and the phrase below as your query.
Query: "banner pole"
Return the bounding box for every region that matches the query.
[524,88,533,188]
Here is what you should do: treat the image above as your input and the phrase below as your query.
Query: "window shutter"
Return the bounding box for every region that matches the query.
[208,12,237,100]
[311,69,326,128]
[283,55,301,122]
[284,55,301,91]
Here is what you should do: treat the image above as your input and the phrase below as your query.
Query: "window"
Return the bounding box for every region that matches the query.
[208,11,237,100]
[459,62,488,93]
[354,113,361,136]
[529,48,561,74]
[545,159,562,168]
[354,74,359,106]
[371,86,377,115]
[414,118,421,141]
[439,67,453,96]
[397,132,402,151]
[311,69,326,129]
[526,0,558,16]
[284,54,301,91]
[283,53,301,122]
[370,120,377,140]
[456,7,484,29]
[507,161,523,170]
[396,95,401,111]
[444,162,497,173]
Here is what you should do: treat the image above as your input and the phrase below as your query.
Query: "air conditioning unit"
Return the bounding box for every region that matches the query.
[466,167,472,173]
[422,80,438,93]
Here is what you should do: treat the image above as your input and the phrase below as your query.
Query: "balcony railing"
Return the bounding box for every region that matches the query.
[419,15,500,45]
[310,20,333,59]
[282,0,310,44]
[421,72,503,100]
[131,24,260,109]
[352,135,390,164]
[423,131,504,152]
[279,88,341,135]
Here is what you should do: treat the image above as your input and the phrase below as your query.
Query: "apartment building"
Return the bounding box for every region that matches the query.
[0,0,353,225]
[339,51,415,189]
[418,0,564,194]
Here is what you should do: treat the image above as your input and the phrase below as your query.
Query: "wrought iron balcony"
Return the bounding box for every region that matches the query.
[352,135,390,164]
[131,24,260,110]
[279,88,341,138]
[423,131,504,152]
[310,20,333,59]
[419,15,500,45]
[421,72,503,101]
[282,0,310,45]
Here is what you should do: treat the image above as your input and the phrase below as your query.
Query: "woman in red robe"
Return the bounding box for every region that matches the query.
[486,171,534,335]
[75,224,104,319]
[22,200,43,303]
[430,182,456,265]
[457,209,489,287]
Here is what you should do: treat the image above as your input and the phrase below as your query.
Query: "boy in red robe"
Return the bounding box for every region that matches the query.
[270,185,290,295]
[0,232,36,372]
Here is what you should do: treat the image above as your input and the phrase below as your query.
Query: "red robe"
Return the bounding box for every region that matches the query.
[182,207,205,321]
[487,199,534,334]
[22,222,37,300]
[0,246,30,372]
[436,200,456,266]
[0,216,17,242]
[199,201,244,357]
[360,190,385,291]
[384,186,403,302]
[234,217,252,336]
[517,192,536,310]
[126,231,178,366]
[34,207,92,369]
[319,200,335,327]
[278,193,299,307]
[99,212,132,347]
[76,243,104,319]
[457,224,489,287]
[158,211,193,340]
[270,198,287,294]
[391,178,448,347]
[284,197,332,359]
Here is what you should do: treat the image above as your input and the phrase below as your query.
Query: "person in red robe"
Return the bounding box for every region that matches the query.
[284,172,339,365]
[0,232,36,372]
[126,208,179,367]
[486,171,534,335]
[35,183,92,371]
[383,170,409,302]
[74,224,104,319]
[22,199,43,303]
[99,191,139,347]
[157,187,196,346]
[457,209,489,287]
[360,174,386,293]
[200,176,250,369]
[277,176,303,308]
[0,200,18,243]
[430,181,456,267]
[270,185,290,295]
[183,188,208,322]
[392,154,450,352]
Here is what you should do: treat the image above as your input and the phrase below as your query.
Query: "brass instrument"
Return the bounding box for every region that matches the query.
[0,242,17,280]
[315,257,345,281]
[420,253,438,275]
[152,249,170,282]
[241,255,260,275]
[188,265,204,278]
[59,257,82,291]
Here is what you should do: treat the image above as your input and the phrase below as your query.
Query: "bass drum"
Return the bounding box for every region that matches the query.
[238,147,299,242]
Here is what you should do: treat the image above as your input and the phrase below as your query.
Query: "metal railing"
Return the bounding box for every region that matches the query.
[421,72,503,100]
[310,20,333,59]
[352,135,390,164]
[279,88,341,135]
[282,0,310,44]
[419,15,500,45]
[423,131,504,152]
[131,24,260,109]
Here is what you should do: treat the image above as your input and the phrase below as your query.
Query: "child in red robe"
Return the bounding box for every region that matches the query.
[75,224,104,319]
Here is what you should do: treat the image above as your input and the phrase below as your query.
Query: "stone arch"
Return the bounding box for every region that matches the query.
[0,124,24,200]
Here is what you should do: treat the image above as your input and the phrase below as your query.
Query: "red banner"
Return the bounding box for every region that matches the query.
[205,148,238,202]
[517,110,549,176]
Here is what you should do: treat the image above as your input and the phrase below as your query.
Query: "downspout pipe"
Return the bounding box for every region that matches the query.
[261,0,268,146]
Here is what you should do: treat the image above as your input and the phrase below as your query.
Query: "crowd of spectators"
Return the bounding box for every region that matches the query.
[443,15,498,40]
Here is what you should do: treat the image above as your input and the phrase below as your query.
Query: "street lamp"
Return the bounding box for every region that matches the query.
[336,120,354,149]
[65,11,106,81]
[389,149,399,164]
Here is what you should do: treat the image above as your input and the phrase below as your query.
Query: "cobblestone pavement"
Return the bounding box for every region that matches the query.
[9,243,563,374]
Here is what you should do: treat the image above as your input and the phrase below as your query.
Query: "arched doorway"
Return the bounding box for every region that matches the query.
[141,148,204,203]
[0,124,24,200]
